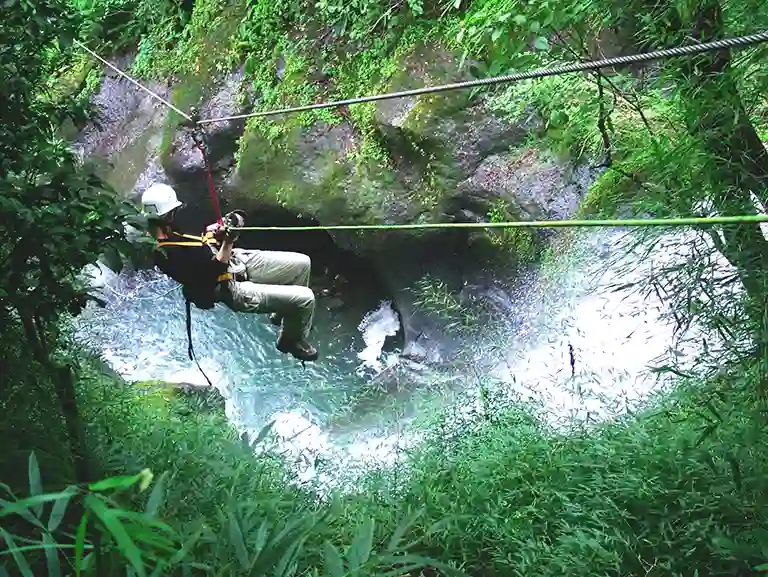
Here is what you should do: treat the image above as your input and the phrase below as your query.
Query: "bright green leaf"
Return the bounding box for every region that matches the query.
[144,471,168,518]
[88,473,141,492]
[228,513,249,570]
[323,541,345,577]
[0,528,33,577]
[47,488,75,532]
[86,496,145,577]
[514,14,527,25]
[75,511,89,577]
[534,36,549,50]
[347,518,375,571]
[27,453,42,516]
[387,508,424,552]
[0,492,73,522]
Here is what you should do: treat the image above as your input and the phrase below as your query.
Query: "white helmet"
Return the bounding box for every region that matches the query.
[141,183,182,218]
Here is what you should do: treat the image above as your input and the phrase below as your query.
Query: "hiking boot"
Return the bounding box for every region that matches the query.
[269,313,282,327]
[276,335,318,362]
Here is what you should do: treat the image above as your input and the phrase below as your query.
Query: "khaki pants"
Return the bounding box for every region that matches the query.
[219,249,315,341]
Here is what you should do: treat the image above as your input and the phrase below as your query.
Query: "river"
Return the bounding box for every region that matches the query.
[73,226,707,487]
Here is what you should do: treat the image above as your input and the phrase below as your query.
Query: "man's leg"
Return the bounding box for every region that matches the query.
[231,249,311,287]
[223,254,318,361]
[224,280,317,361]
[231,248,313,328]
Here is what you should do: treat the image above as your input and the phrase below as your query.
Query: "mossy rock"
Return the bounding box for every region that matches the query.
[133,380,225,414]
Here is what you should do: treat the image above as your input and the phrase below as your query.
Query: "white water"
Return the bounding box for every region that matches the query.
[74,227,725,486]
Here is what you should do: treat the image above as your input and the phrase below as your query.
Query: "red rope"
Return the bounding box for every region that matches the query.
[195,139,223,224]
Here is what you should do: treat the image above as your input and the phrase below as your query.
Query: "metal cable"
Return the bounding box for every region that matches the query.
[231,214,768,232]
[74,40,194,122]
[198,31,768,125]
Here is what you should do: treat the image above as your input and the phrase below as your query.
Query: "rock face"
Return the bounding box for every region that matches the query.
[76,41,591,248]
[74,40,594,360]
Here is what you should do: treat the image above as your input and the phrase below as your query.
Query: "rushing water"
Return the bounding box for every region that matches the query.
[74,227,711,485]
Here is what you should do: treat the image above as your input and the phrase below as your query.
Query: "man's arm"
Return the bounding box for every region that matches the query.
[216,237,234,264]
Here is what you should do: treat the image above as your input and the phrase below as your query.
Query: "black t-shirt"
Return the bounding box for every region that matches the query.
[154,231,229,309]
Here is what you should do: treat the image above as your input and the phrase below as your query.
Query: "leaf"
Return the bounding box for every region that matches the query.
[0,528,33,577]
[88,473,141,492]
[138,469,154,493]
[168,525,204,566]
[28,452,42,516]
[228,513,249,570]
[43,533,61,577]
[0,492,74,521]
[323,541,345,577]
[75,511,89,577]
[347,518,375,571]
[144,471,168,518]
[48,487,76,532]
[387,508,424,552]
[534,36,549,51]
[513,14,526,25]
[379,563,429,577]
[274,536,306,577]
[86,495,145,577]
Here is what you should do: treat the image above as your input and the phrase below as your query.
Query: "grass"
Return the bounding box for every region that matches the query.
[5,329,768,576]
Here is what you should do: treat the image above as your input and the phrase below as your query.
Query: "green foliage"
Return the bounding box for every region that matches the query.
[2,351,456,577]
[340,368,768,577]
[0,0,141,335]
[411,275,476,332]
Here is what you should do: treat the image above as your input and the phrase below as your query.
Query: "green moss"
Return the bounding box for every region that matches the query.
[158,76,211,163]
[132,380,178,413]
[46,53,102,105]
[235,119,357,218]
[577,154,651,218]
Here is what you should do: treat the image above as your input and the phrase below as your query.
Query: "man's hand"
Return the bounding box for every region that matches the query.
[210,210,245,264]
[222,210,245,243]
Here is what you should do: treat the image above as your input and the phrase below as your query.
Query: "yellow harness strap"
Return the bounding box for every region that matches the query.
[158,233,231,283]
[157,241,206,247]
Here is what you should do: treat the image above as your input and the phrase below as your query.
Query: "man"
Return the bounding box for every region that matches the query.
[141,182,318,362]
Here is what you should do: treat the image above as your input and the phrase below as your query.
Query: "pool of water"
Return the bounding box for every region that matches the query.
[74,227,718,486]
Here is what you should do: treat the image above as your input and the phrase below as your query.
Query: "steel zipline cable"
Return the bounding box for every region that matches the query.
[74,32,768,232]
[74,40,194,122]
[198,31,768,124]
